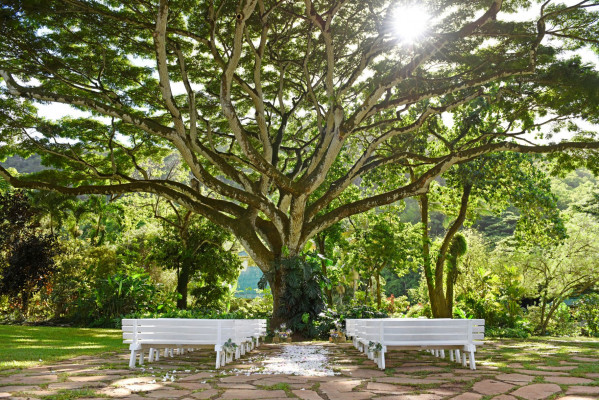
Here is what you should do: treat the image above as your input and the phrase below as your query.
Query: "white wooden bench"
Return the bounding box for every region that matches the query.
[347,318,485,370]
[122,318,265,369]
[236,319,267,351]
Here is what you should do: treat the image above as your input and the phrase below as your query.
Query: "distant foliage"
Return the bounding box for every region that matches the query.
[574,293,599,337]
[229,289,273,319]
[311,306,389,340]
[527,303,579,337]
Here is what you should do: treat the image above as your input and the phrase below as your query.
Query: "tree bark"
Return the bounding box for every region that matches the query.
[269,265,286,330]
[21,290,29,317]
[176,263,190,309]
[376,267,382,308]
[419,183,472,318]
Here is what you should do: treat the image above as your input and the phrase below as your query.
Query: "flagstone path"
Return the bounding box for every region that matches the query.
[1,339,598,400]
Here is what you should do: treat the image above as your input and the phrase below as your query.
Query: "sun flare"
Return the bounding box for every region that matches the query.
[392,5,430,43]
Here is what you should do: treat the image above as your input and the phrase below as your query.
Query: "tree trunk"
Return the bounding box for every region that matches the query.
[421,184,472,319]
[539,294,548,335]
[269,265,286,330]
[431,290,451,318]
[21,290,29,318]
[176,263,190,309]
[446,264,458,317]
[376,267,382,308]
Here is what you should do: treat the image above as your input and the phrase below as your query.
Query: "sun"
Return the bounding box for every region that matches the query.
[392,5,431,43]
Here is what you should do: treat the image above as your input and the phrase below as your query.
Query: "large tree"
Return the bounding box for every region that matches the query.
[1,0,599,323]
[0,191,58,316]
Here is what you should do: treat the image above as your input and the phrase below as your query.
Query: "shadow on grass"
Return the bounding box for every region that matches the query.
[0,325,123,372]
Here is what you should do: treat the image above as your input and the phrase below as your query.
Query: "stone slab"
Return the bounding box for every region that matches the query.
[189,389,219,399]
[146,389,192,398]
[292,389,324,400]
[566,386,599,395]
[511,384,562,400]
[472,380,514,396]
[545,377,594,385]
[495,373,534,384]
[449,393,483,400]
[220,389,287,399]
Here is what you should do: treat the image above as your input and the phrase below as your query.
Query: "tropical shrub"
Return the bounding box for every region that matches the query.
[573,293,599,337]
[75,270,173,327]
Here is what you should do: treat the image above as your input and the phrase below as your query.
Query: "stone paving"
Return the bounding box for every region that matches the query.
[0,339,598,400]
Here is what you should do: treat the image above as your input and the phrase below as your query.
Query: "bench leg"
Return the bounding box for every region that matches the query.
[440,350,445,358]
[148,348,155,362]
[461,351,467,367]
[379,351,386,370]
[138,349,144,365]
[455,350,461,363]
[129,350,137,368]
[449,350,454,362]
[215,351,221,369]
[155,350,160,361]
[469,351,476,370]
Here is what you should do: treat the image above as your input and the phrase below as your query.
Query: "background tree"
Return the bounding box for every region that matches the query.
[515,212,599,335]
[0,191,58,316]
[2,0,599,323]
[151,199,243,309]
[417,152,564,317]
[347,211,419,308]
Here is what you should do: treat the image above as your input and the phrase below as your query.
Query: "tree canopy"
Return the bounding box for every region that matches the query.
[2,0,599,321]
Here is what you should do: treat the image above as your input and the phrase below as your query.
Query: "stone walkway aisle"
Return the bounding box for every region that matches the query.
[0,340,598,399]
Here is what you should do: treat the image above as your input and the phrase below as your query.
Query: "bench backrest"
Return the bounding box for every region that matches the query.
[122,318,268,346]
[122,318,236,346]
[349,318,484,346]
[233,319,267,341]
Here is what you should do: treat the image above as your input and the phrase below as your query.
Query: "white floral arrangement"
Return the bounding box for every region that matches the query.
[368,341,382,356]
[223,338,238,355]
[329,320,345,342]
[274,323,293,340]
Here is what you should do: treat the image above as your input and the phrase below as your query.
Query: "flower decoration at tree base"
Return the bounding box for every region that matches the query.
[273,323,293,343]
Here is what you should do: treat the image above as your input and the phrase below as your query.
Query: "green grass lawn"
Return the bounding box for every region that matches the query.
[0,325,124,372]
